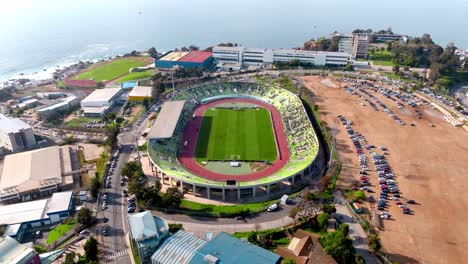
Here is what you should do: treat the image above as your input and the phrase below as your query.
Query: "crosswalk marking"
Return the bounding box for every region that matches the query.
[103,249,129,261]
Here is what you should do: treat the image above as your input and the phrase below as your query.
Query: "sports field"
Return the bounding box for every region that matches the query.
[73,57,149,82]
[195,107,277,162]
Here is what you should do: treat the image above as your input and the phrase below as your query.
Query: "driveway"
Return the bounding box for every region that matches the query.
[334,191,380,264]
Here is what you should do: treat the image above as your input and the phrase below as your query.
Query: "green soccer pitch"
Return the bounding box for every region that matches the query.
[195,107,277,163]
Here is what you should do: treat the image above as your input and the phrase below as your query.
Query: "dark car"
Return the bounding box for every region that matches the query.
[407,199,416,204]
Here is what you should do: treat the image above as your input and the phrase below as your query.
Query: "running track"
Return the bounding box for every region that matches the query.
[178,98,290,182]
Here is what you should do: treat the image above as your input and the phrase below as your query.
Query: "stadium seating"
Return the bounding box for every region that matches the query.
[149,81,319,181]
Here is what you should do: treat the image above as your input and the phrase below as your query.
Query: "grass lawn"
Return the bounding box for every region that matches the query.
[64,117,101,127]
[138,141,148,151]
[46,220,77,245]
[369,50,394,66]
[380,72,413,83]
[96,147,110,179]
[437,71,468,92]
[179,199,274,217]
[195,108,277,162]
[73,58,148,82]
[115,70,153,83]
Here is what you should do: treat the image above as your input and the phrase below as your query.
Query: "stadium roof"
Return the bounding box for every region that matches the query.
[0,146,72,195]
[159,51,189,61]
[129,85,152,98]
[151,230,207,264]
[148,100,185,139]
[189,232,281,264]
[81,88,121,104]
[128,211,168,242]
[178,51,212,63]
[0,114,31,134]
[0,236,36,264]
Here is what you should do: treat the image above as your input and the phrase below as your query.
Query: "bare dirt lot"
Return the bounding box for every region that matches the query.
[302,76,468,264]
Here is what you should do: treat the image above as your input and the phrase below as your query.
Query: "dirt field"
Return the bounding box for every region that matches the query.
[302,76,468,264]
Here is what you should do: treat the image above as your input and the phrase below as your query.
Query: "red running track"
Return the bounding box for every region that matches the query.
[178,98,290,182]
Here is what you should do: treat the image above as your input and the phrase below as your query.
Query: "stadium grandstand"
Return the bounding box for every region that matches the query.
[147,81,319,201]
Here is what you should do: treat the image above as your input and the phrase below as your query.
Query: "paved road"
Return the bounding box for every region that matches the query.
[151,203,296,237]
[96,143,132,264]
[334,191,380,264]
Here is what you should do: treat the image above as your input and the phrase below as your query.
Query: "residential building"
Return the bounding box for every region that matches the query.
[151,231,281,264]
[128,86,153,102]
[276,229,337,264]
[80,88,122,117]
[0,146,74,203]
[0,114,36,152]
[212,46,350,67]
[0,191,74,241]
[155,50,213,69]
[128,211,169,264]
[14,99,39,110]
[0,236,40,264]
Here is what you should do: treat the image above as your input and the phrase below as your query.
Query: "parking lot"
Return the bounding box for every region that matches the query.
[303,76,468,264]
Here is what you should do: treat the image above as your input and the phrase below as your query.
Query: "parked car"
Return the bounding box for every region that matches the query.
[267,203,278,212]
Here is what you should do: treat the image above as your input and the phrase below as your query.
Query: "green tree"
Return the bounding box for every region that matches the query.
[77,207,93,227]
[143,98,150,110]
[316,213,329,231]
[367,234,382,253]
[148,47,158,58]
[319,224,356,263]
[121,161,143,179]
[352,190,366,201]
[63,252,76,264]
[84,236,98,262]
[168,223,184,233]
[247,231,260,246]
[96,81,105,89]
[281,259,296,264]
[322,204,337,215]
[89,176,101,199]
[162,187,184,209]
[393,64,400,74]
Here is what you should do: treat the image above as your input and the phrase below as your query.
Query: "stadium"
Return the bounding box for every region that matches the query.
[147,82,320,201]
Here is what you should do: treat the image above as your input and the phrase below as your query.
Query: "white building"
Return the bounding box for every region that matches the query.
[80,88,122,117]
[0,191,74,241]
[37,94,79,119]
[0,146,74,202]
[338,34,369,59]
[0,114,36,152]
[0,236,39,263]
[212,46,350,68]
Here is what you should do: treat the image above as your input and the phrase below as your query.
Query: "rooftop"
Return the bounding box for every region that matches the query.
[151,230,207,264]
[46,191,73,214]
[0,114,31,134]
[129,85,153,98]
[81,88,121,104]
[0,199,48,225]
[159,51,189,62]
[178,51,213,63]
[190,232,281,264]
[0,146,72,196]
[0,236,36,264]
[148,100,185,139]
[128,211,168,242]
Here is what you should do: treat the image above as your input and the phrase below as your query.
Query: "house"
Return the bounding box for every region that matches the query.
[276,229,337,264]
[128,211,170,264]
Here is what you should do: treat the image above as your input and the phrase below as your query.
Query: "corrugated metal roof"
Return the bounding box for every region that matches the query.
[178,51,212,63]
[151,230,206,264]
[148,101,185,139]
[189,232,281,264]
[128,212,167,242]
[0,236,36,263]
[81,88,121,104]
[129,86,152,98]
[0,114,31,134]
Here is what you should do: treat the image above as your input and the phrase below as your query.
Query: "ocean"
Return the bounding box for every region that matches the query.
[1,0,467,82]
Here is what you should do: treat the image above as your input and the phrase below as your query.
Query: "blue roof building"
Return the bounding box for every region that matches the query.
[128,212,169,264]
[189,232,281,264]
[151,230,281,264]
